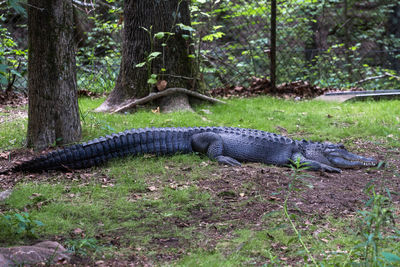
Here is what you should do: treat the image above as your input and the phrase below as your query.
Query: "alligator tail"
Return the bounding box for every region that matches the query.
[1,128,193,174]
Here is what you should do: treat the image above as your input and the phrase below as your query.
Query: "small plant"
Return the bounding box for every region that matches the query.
[346,185,400,266]
[13,212,44,238]
[65,238,102,256]
[0,212,44,240]
[135,26,175,92]
[284,159,317,265]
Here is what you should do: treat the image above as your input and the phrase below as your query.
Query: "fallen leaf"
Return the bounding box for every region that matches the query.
[148,186,157,192]
[268,196,280,201]
[156,80,167,91]
[0,152,10,159]
[73,228,84,236]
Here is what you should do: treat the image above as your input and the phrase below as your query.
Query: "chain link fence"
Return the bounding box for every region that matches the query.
[196,0,400,90]
[1,0,400,93]
[76,58,120,94]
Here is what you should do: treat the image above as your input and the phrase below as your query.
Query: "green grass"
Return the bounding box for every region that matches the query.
[1,96,400,265]
[2,97,399,150]
[174,199,400,266]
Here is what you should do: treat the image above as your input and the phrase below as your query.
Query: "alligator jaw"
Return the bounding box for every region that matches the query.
[328,150,377,169]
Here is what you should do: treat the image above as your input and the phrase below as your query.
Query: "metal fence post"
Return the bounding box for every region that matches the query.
[270,0,277,92]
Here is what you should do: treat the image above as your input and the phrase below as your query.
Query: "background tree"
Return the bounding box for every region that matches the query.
[27,0,81,149]
[96,0,195,113]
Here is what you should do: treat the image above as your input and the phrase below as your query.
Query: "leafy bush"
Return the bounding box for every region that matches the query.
[0,14,27,92]
[0,212,44,241]
[75,6,122,94]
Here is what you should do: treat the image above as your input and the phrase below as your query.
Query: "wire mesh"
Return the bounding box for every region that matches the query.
[193,0,272,88]
[1,0,400,93]
[195,0,400,90]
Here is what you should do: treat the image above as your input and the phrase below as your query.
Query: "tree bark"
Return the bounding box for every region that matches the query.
[27,0,81,150]
[96,0,195,113]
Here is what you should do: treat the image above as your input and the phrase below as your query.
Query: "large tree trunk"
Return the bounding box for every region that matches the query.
[96,0,194,113]
[27,0,81,150]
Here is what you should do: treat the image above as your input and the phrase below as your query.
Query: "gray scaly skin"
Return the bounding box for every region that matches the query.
[0,127,377,174]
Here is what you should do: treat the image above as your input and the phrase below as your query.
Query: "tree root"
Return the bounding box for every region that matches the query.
[111,87,226,114]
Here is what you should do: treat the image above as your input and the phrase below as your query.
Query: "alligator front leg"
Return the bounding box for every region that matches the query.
[291,153,342,173]
[190,132,241,166]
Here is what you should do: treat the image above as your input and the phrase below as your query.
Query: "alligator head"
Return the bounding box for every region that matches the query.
[303,142,378,169]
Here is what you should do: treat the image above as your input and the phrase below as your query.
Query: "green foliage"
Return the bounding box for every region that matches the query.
[134,26,173,91]
[6,0,26,16]
[0,212,44,241]
[0,14,27,91]
[201,25,225,42]
[191,0,272,87]
[276,0,400,88]
[76,7,122,94]
[65,238,103,256]
[191,0,400,89]
[347,185,399,266]
[135,15,192,92]
[2,0,400,93]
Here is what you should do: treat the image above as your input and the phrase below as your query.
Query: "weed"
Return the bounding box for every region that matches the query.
[345,185,400,266]
[65,238,103,256]
[283,159,317,265]
[0,212,44,241]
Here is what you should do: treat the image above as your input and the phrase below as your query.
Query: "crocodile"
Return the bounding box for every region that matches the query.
[0,127,377,174]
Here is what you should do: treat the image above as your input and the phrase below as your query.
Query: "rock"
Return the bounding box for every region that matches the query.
[0,253,11,266]
[0,241,70,266]
[0,189,12,201]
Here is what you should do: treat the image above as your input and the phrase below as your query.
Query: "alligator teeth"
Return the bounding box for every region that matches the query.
[362,162,376,166]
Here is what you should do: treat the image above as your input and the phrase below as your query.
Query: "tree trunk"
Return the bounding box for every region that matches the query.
[96,0,195,113]
[27,0,81,150]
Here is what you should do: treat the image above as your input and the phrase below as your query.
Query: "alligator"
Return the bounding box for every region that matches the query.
[0,127,377,174]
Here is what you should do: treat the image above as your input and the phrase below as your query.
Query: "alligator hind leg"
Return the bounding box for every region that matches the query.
[190,132,241,166]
